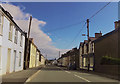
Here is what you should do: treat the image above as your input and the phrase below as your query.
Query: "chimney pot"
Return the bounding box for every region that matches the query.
[30,38,34,43]
[114,20,120,29]
[114,21,118,29]
[95,32,102,38]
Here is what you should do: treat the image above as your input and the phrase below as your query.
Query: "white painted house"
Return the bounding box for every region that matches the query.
[40,55,45,65]
[0,5,25,75]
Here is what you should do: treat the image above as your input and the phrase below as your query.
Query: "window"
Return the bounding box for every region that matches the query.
[39,54,41,61]
[0,46,1,66]
[19,52,22,66]
[13,50,16,71]
[14,29,18,44]
[0,14,3,35]
[8,23,13,41]
[20,34,22,47]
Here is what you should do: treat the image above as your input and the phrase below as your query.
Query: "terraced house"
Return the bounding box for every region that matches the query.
[0,5,25,75]
[94,21,120,80]
[24,37,42,69]
[79,32,102,71]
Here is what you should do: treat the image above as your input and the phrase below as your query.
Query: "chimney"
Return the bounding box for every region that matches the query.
[114,20,120,29]
[95,31,102,38]
[5,11,13,19]
[30,38,34,43]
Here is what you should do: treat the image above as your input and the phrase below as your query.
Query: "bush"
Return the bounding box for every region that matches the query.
[101,56,120,65]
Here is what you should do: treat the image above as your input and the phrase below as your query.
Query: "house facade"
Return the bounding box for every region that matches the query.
[24,37,43,69]
[79,42,84,69]
[58,48,79,70]
[60,53,69,67]
[29,38,37,68]
[0,6,25,75]
[94,21,120,79]
[82,40,89,70]
[40,55,45,65]
[36,49,41,67]
[79,33,102,71]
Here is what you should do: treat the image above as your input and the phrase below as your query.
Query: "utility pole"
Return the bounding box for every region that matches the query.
[25,16,32,69]
[46,54,47,59]
[87,19,90,72]
[59,51,60,58]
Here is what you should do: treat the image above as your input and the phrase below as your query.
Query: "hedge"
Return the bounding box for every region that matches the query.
[101,56,120,65]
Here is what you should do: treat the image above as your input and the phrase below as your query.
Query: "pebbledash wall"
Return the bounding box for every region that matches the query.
[0,6,25,75]
[94,24,120,78]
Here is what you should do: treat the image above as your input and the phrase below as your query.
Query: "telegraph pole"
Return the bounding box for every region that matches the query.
[46,54,47,59]
[87,19,90,72]
[25,16,32,69]
[59,51,60,58]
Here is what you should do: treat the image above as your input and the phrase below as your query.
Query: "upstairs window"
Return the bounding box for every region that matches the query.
[0,14,3,35]
[8,23,13,41]
[0,46,1,66]
[20,34,22,47]
[14,29,18,44]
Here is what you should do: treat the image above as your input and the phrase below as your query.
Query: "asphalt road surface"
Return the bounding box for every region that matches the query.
[25,65,119,83]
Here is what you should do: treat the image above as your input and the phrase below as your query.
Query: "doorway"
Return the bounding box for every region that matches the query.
[6,48,11,74]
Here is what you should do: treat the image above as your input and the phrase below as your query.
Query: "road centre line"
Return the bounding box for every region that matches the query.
[25,70,41,83]
[74,74,91,82]
[75,72,91,75]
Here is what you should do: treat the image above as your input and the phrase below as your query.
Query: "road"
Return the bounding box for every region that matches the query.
[25,65,119,83]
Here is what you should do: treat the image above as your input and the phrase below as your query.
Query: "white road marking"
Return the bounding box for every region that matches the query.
[74,74,91,82]
[65,71,71,74]
[75,72,91,75]
[25,70,41,83]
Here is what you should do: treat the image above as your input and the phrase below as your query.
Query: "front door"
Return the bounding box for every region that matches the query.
[6,48,11,74]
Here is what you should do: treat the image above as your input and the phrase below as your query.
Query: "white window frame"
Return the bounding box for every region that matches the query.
[19,52,22,67]
[0,46,1,67]
[20,34,22,47]
[0,13,3,35]
[14,28,18,44]
[13,50,17,71]
[8,23,13,41]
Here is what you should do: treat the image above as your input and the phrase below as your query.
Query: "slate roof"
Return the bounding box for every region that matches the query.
[0,5,25,36]
[93,27,120,43]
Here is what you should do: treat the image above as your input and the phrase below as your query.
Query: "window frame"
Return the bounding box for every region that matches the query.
[0,46,1,66]
[8,23,13,41]
[14,28,18,44]
[19,52,22,67]
[20,34,22,47]
[0,13,3,35]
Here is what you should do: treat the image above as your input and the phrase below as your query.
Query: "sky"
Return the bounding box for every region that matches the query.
[1,2,118,59]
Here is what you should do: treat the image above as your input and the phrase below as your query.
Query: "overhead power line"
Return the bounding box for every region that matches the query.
[45,20,85,32]
[46,1,112,50]
[65,22,87,49]
[46,2,111,33]
[89,2,111,20]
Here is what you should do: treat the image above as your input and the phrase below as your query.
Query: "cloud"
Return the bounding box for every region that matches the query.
[2,3,69,59]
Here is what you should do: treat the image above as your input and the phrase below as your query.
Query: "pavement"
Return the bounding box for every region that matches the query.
[1,65,120,84]
[2,65,44,83]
